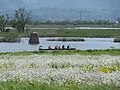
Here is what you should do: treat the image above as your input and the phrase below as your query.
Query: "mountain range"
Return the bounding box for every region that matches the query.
[0,0,120,20]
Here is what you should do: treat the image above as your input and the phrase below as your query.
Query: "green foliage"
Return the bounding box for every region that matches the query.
[48,63,120,73]
[0,14,9,32]
[0,28,120,37]
[100,66,120,73]
[31,20,113,26]
[28,29,120,37]
[27,63,38,68]
[11,8,31,32]
[114,38,120,42]
[0,33,20,42]
[0,49,120,56]
[0,81,118,90]
[10,19,17,29]
[0,81,62,90]
[49,49,120,55]
[48,62,71,69]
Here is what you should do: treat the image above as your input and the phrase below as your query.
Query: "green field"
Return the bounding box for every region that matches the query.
[35,29,120,37]
[0,81,118,90]
[0,29,120,38]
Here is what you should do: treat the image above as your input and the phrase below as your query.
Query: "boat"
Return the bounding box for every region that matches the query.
[39,48,76,50]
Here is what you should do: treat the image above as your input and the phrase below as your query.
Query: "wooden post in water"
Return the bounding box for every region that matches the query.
[29,32,39,44]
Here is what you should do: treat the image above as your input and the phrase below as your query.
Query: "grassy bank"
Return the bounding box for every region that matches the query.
[0,29,120,37]
[0,49,120,56]
[32,29,120,37]
[0,32,20,42]
[0,81,118,90]
[0,36,20,42]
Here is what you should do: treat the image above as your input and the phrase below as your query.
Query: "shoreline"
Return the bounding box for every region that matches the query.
[0,49,120,56]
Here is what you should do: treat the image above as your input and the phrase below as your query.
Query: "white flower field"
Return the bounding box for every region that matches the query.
[0,54,120,87]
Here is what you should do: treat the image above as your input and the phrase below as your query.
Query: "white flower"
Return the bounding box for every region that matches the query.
[0,54,119,86]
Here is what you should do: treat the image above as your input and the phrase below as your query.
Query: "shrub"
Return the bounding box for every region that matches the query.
[0,33,21,42]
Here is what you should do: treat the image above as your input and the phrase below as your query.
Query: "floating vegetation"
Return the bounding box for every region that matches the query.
[0,33,20,42]
[47,37,85,42]
[114,38,120,42]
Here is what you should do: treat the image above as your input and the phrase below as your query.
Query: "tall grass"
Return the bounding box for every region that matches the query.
[0,81,119,90]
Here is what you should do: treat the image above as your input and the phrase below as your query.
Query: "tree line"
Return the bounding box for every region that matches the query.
[0,7,120,33]
[32,20,114,26]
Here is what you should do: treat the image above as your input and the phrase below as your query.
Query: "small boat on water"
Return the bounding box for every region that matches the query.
[39,45,76,50]
[39,48,76,50]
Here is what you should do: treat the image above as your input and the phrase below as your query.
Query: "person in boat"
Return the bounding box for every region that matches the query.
[39,45,42,49]
[55,45,58,49]
[48,45,52,49]
[62,45,65,49]
[58,46,61,49]
[67,45,70,49]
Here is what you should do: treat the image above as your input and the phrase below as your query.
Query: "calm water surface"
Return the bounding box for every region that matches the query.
[0,37,120,52]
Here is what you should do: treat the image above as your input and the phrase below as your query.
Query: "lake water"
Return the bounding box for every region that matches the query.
[0,37,120,52]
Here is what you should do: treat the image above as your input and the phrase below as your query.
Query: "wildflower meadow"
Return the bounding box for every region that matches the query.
[0,53,120,90]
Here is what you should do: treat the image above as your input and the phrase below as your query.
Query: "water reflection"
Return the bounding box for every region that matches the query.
[0,37,120,52]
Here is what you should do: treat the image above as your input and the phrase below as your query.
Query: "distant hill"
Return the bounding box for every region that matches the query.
[0,0,120,20]
[31,8,111,20]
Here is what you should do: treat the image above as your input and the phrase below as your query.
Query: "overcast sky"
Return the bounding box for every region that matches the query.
[0,0,120,10]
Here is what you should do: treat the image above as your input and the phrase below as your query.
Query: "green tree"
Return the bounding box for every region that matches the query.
[12,8,31,32]
[0,14,9,32]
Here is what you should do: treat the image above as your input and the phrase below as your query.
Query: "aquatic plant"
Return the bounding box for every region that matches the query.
[114,38,120,42]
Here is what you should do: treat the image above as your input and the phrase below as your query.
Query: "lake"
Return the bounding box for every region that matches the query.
[0,37,120,52]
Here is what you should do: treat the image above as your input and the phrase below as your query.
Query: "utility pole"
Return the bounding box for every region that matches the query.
[79,11,82,21]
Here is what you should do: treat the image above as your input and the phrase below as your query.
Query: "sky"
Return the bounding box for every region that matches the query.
[0,0,120,20]
[0,0,119,10]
